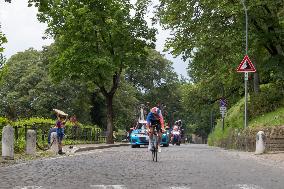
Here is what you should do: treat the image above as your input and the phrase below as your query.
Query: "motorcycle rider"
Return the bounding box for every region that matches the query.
[171,123,181,145]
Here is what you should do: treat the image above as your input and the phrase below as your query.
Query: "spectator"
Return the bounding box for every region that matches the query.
[47,127,57,146]
[70,115,79,140]
[55,114,67,155]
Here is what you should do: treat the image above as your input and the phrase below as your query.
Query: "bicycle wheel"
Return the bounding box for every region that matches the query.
[152,147,156,161]
[155,146,158,162]
[152,135,158,162]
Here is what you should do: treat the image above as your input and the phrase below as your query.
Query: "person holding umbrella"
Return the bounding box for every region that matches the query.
[53,109,68,155]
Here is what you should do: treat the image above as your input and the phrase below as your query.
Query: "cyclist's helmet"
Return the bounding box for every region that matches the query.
[151,107,160,115]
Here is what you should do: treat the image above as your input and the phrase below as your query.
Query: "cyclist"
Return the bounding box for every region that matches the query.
[146,107,165,152]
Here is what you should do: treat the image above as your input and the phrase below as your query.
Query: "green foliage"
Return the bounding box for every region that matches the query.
[126,49,179,92]
[156,0,284,139]
[0,117,9,127]
[113,78,139,131]
[208,125,231,147]
[208,96,246,146]
[37,0,156,85]
[14,137,26,153]
[12,117,55,127]
[258,55,284,84]
[250,84,284,118]
[157,0,284,59]
[208,94,284,147]
[225,98,245,129]
[0,27,7,53]
[0,48,92,122]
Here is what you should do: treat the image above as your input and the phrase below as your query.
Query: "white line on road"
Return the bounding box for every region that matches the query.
[90,186,191,189]
[90,185,127,189]
[13,186,49,189]
[235,184,264,189]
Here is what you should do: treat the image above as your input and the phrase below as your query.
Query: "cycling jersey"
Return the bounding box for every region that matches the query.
[146,108,165,129]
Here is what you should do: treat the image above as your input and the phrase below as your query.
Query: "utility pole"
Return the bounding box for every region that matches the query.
[242,0,248,128]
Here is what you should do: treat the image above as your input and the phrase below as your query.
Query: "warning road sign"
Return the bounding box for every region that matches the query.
[237,55,256,72]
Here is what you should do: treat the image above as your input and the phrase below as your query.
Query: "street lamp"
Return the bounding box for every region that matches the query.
[241,0,249,128]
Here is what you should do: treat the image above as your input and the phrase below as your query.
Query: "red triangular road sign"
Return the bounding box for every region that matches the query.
[237,55,256,72]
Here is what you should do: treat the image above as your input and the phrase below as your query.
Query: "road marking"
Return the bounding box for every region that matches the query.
[90,185,127,189]
[90,186,191,189]
[13,186,49,189]
[235,184,264,189]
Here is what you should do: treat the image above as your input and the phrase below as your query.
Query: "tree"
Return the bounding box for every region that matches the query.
[113,77,140,131]
[156,0,284,89]
[155,0,284,137]
[0,48,92,121]
[126,49,178,92]
[0,29,7,53]
[157,0,284,58]
[124,48,182,125]
[32,0,156,143]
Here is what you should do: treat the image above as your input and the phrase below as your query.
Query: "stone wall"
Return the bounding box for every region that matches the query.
[216,126,284,152]
[266,126,284,151]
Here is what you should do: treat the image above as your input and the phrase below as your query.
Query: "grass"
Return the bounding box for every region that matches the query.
[208,97,284,147]
[225,97,245,129]
[249,107,284,128]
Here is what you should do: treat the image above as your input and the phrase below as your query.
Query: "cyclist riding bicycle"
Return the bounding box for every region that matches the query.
[146,107,165,152]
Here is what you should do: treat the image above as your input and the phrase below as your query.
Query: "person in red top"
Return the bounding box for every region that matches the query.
[146,107,165,152]
[56,114,67,155]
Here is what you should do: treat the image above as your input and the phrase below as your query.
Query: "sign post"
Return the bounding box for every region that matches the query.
[237,55,256,128]
[219,98,227,131]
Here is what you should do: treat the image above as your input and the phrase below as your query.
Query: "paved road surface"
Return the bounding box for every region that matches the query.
[0,144,283,189]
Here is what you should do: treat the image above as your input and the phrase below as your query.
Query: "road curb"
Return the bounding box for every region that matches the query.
[74,143,130,153]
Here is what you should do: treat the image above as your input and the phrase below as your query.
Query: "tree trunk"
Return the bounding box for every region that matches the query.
[252,57,260,93]
[253,72,260,93]
[105,94,114,144]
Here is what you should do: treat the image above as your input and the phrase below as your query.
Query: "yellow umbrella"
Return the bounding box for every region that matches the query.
[53,109,68,116]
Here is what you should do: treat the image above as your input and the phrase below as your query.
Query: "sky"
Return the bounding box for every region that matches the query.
[0,0,188,78]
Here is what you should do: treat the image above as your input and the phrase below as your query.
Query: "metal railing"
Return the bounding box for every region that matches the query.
[0,123,108,152]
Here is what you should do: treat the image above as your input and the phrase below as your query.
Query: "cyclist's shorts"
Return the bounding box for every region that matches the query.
[150,120,162,132]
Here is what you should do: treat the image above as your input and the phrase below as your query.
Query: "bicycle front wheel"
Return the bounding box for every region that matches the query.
[152,136,158,162]
[152,147,156,161]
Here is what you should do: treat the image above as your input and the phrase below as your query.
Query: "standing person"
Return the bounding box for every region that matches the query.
[146,107,165,152]
[55,114,67,155]
[70,115,79,140]
[47,126,57,147]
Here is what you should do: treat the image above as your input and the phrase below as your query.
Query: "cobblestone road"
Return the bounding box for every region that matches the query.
[0,144,284,189]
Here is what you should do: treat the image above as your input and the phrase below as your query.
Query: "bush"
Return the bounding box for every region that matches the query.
[250,83,284,118]
[0,117,101,153]
[0,117,9,127]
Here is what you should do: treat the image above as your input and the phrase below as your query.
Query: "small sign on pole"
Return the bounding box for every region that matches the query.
[219,98,227,118]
